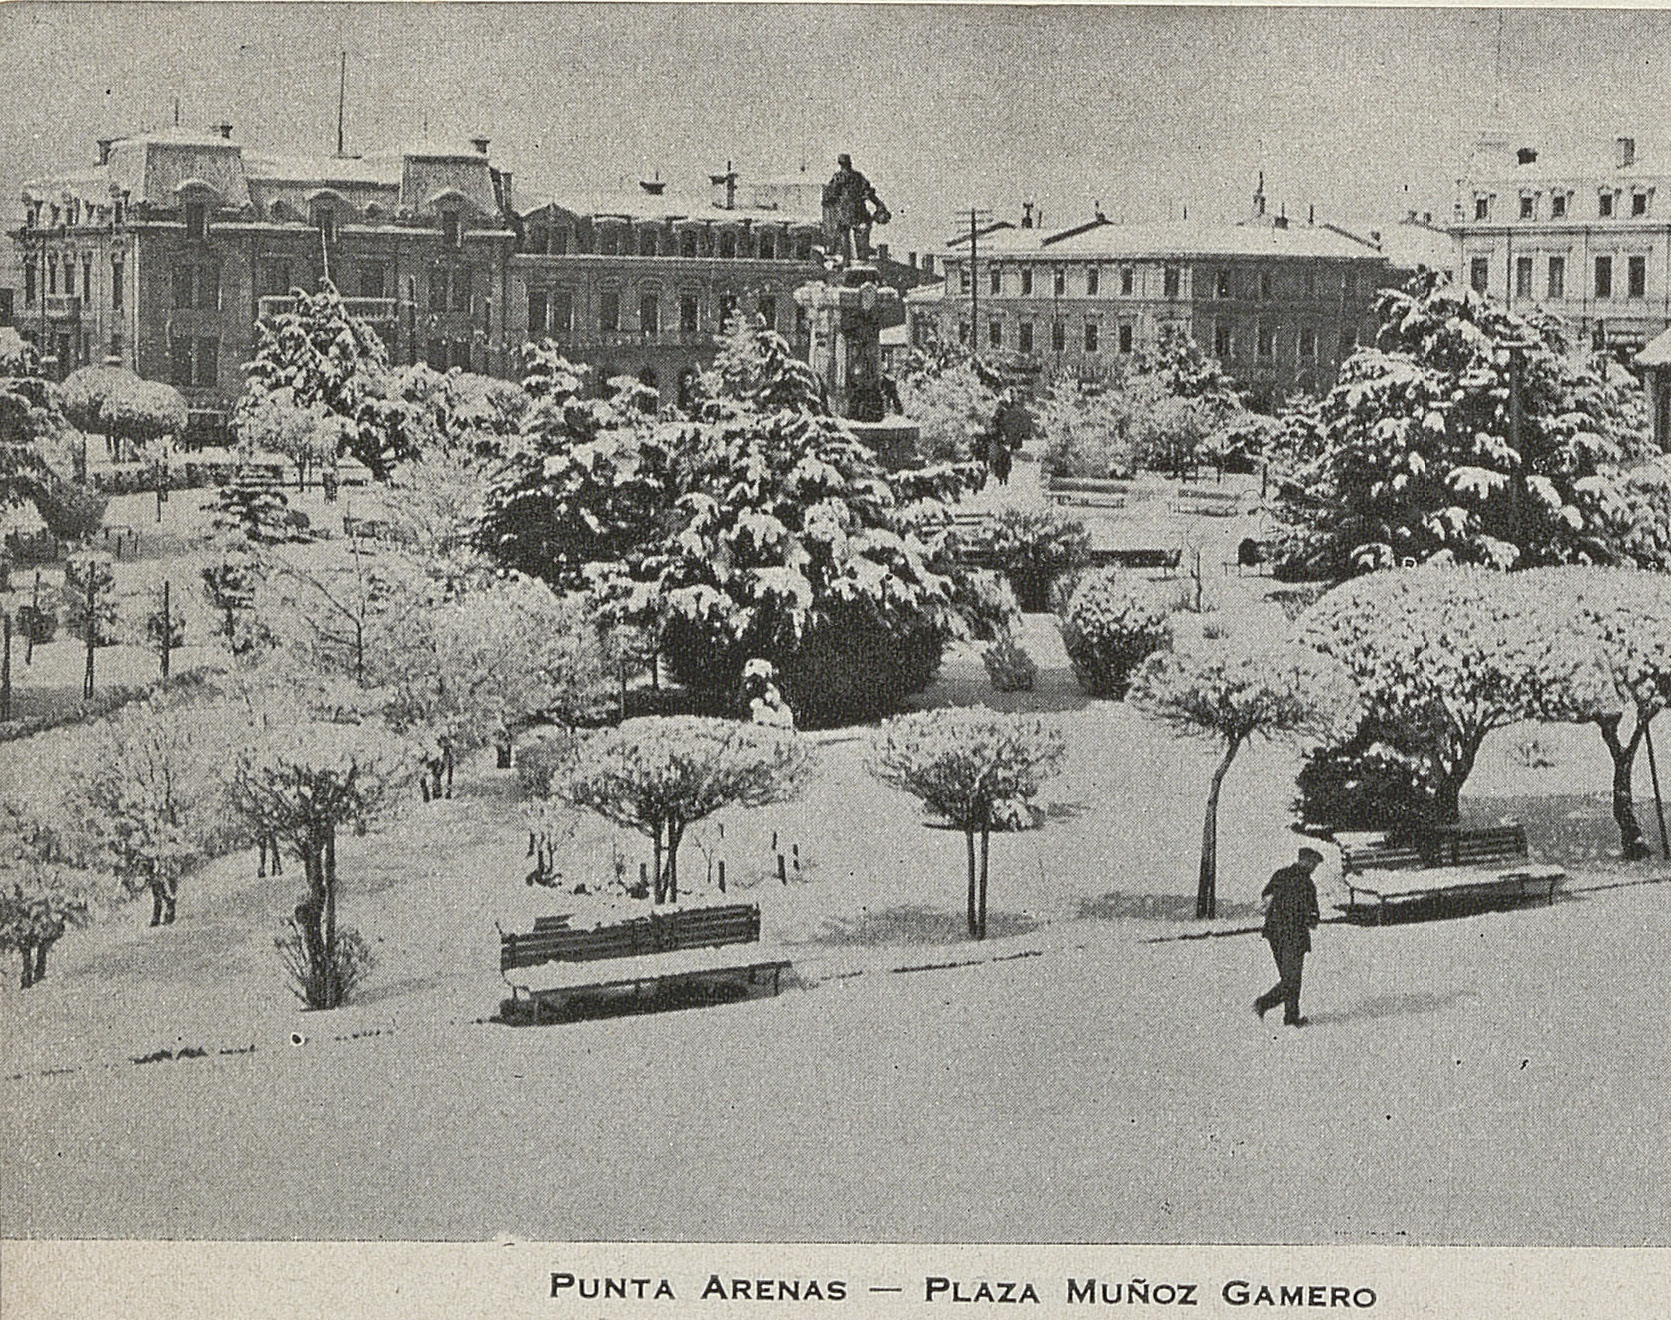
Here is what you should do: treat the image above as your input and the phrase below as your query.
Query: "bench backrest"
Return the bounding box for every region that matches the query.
[501,902,761,971]
[1341,824,1529,875]
[1090,547,1182,570]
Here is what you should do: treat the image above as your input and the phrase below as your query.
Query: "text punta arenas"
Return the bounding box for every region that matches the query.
[548,1273,849,1302]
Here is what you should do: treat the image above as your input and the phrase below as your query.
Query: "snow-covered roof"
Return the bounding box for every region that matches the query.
[518,186,820,226]
[1639,326,1671,368]
[904,282,946,304]
[951,219,1390,263]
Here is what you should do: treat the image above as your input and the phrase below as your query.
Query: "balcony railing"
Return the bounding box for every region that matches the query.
[44,295,81,318]
[259,296,398,322]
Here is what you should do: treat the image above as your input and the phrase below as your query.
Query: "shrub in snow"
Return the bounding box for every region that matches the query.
[553,716,809,904]
[0,801,99,989]
[867,707,1066,940]
[1058,568,1174,698]
[948,507,1091,613]
[982,633,1037,692]
[1130,644,1359,919]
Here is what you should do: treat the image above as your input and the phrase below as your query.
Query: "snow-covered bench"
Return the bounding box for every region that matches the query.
[1336,823,1565,925]
[1047,476,1131,508]
[1170,485,1247,517]
[498,902,788,1023]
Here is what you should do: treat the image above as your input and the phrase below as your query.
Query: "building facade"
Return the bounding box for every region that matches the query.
[1451,133,1670,352]
[909,213,1398,409]
[12,127,518,434]
[507,176,824,406]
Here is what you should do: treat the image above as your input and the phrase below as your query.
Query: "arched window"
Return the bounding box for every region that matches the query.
[638,228,658,257]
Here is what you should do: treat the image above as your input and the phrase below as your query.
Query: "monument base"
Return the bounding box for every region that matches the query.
[844,418,921,471]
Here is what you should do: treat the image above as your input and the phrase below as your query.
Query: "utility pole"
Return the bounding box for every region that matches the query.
[955,208,991,356]
[1645,713,1669,860]
[336,51,347,158]
[159,579,173,679]
[2,611,11,723]
[82,561,98,701]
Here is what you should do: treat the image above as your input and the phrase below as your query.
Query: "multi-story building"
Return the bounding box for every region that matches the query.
[13,126,518,435]
[1451,132,1670,351]
[508,174,824,406]
[908,210,1398,409]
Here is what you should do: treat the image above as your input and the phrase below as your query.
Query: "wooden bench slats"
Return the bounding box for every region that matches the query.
[501,903,762,971]
[1336,822,1566,925]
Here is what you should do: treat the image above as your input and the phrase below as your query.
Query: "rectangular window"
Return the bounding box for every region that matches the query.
[173,264,194,309]
[1019,268,1034,296]
[1214,321,1231,357]
[640,291,661,335]
[1083,321,1098,353]
[1051,320,1065,352]
[1599,193,1614,219]
[989,319,1002,349]
[1298,326,1317,360]
[195,337,218,387]
[47,256,57,296]
[169,336,193,387]
[718,291,738,326]
[1628,255,1647,298]
[1018,321,1034,353]
[1053,268,1066,297]
[958,320,970,347]
[1474,196,1490,221]
[1216,269,1232,298]
[639,229,659,258]
[23,260,35,305]
[441,211,461,248]
[1515,256,1534,299]
[959,267,971,294]
[451,267,470,314]
[678,230,697,258]
[82,257,91,302]
[1548,256,1566,299]
[1118,323,1133,354]
[1257,323,1275,361]
[1120,266,1133,295]
[1595,255,1613,299]
[1519,196,1535,221]
[1551,194,1567,219]
[528,289,549,335]
[110,257,123,311]
[1085,266,1099,296]
[184,201,207,241]
[680,293,700,334]
[1163,265,1180,298]
[1631,193,1648,218]
[989,267,1001,295]
[1469,257,1490,294]
[599,289,620,332]
[550,289,573,334]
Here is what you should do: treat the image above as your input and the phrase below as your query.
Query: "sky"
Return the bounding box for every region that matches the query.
[2,3,1669,262]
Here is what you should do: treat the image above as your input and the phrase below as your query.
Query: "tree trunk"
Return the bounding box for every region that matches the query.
[1596,716,1651,859]
[1197,736,1241,920]
[666,821,683,904]
[964,828,978,938]
[652,825,666,905]
[31,937,52,987]
[149,864,166,927]
[323,825,339,1008]
[19,944,35,989]
[977,823,991,940]
[1433,736,1481,826]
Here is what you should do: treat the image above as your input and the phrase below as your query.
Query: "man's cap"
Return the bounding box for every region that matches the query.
[1297,846,1325,865]
[837,152,852,167]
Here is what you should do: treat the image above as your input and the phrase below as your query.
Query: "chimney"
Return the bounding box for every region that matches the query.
[1616,136,1636,168]
[1422,211,1432,225]
[211,122,233,141]
[1307,203,1315,225]
[1516,146,1537,166]
[1370,229,1382,246]
[639,179,667,196]
[499,169,512,213]
[908,250,917,268]
[96,138,114,166]
[875,242,889,262]
[1021,201,1034,229]
[922,254,935,276]
[1254,170,1266,218]
[471,135,490,156]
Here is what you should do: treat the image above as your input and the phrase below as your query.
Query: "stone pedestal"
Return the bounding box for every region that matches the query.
[795,269,916,460]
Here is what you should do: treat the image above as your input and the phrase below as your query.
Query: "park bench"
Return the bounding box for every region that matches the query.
[1171,485,1247,517]
[1047,476,1131,509]
[342,514,396,541]
[498,901,789,1023]
[1085,546,1183,574]
[1335,823,1566,925]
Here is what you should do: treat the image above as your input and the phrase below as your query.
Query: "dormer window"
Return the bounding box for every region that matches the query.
[1632,192,1649,218]
[441,209,462,248]
[1519,195,1535,221]
[313,204,337,242]
[1598,192,1615,219]
[184,200,207,241]
[1550,193,1567,219]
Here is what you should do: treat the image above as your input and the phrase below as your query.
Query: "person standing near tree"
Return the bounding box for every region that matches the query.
[1255,846,1323,1027]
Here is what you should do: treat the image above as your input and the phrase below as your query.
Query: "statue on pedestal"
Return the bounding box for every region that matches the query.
[821,152,890,268]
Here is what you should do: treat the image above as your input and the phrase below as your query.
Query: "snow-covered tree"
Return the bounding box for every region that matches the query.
[1275,273,1656,577]
[0,799,98,988]
[98,375,187,462]
[0,327,39,377]
[231,718,414,1008]
[1297,568,1612,826]
[1130,644,1359,918]
[59,364,130,436]
[74,697,243,925]
[898,354,1000,464]
[235,386,343,489]
[867,707,1066,939]
[554,716,808,903]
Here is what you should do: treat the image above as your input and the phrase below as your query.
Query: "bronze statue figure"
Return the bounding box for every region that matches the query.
[821,152,890,266]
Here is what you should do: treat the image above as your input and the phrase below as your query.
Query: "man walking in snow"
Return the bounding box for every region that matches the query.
[1255,846,1323,1027]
